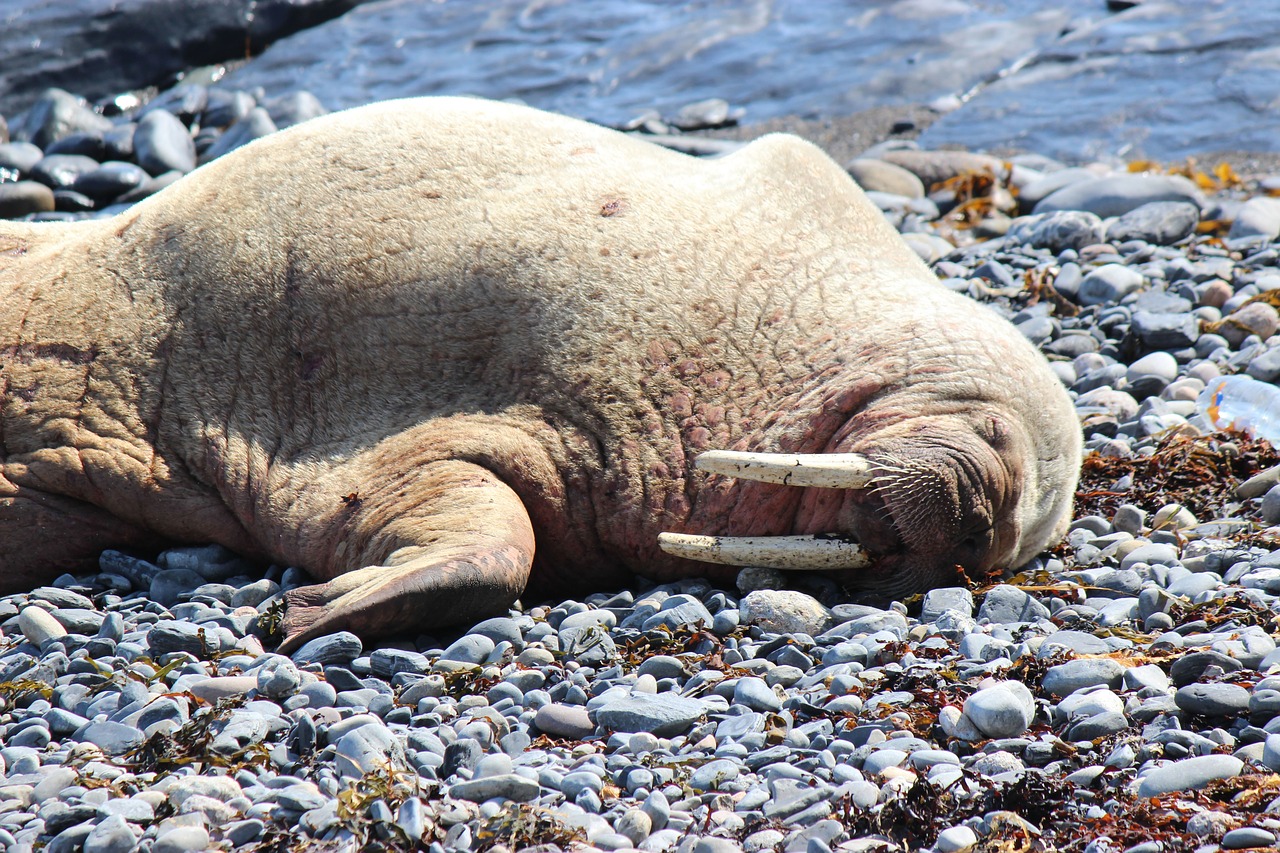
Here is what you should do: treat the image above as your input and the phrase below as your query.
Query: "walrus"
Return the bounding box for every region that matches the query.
[0,97,1081,652]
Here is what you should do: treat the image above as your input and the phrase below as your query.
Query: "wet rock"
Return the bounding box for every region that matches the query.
[0,179,55,218]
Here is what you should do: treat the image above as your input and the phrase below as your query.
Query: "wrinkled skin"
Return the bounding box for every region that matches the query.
[0,98,1081,651]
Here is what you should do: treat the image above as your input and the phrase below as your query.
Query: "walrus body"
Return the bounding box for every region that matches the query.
[0,98,1081,650]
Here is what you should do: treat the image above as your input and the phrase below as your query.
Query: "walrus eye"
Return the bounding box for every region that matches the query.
[694,449,875,489]
[657,532,871,570]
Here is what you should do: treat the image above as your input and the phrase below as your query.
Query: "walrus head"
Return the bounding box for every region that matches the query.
[658,411,1077,598]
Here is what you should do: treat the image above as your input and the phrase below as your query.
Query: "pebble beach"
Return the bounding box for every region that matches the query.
[6,73,1280,853]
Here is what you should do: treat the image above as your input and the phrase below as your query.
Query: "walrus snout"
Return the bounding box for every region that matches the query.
[657,429,1026,595]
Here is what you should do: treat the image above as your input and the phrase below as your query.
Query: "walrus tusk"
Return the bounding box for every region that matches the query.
[695,450,876,489]
[657,532,871,570]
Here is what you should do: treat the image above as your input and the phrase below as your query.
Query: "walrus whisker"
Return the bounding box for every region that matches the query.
[657,532,871,570]
[694,450,875,489]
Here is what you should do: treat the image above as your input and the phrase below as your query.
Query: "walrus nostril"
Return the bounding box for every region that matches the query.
[656,532,871,570]
[694,450,875,489]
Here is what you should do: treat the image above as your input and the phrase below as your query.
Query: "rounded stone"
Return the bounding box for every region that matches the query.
[1222,828,1278,850]
[733,677,782,713]
[134,109,197,175]
[1136,755,1243,798]
[1042,658,1127,697]
[846,158,925,197]
[533,704,594,739]
[1106,200,1200,245]
[18,605,68,645]
[0,180,55,218]
[1175,683,1250,717]
[962,682,1034,738]
[739,589,832,634]
[152,825,211,853]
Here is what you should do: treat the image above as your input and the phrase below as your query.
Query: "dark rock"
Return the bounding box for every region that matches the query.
[102,123,137,160]
[139,84,209,125]
[0,1,374,116]
[12,88,112,149]
[73,160,148,200]
[0,180,55,218]
[201,90,257,129]
[45,130,108,159]
[200,107,278,162]
[53,188,95,212]
[116,169,182,204]
[30,153,101,189]
[1169,650,1245,687]
[1106,201,1200,245]
[1130,311,1198,350]
[0,140,44,174]
[134,109,196,175]
[262,90,328,129]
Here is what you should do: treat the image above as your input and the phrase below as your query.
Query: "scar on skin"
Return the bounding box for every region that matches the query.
[6,343,98,365]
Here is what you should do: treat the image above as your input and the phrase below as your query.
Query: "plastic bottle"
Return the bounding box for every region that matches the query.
[1196,374,1280,445]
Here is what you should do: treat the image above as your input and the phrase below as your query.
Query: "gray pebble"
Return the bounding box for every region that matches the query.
[290,631,362,666]
[978,585,1050,623]
[596,694,706,737]
[1106,201,1200,245]
[963,682,1035,738]
[1175,683,1250,717]
[1222,828,1278,850]
[1135,755,1243,797]
[134,109,196,175]
[534,704,594,739]
[1042,659,1126,696]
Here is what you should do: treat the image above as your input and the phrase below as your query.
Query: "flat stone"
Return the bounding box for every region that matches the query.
[439,634,495,664]
[290,631,362,666]
[1078,264,1145,307]
[1169,650,1244,686]
[1009,210,1105,253]
[1042,659,1126,697]
[152,825,211,853]
[448,773,540,803]
[1228,197,1280,241]
[1135,755,1243,798]
[188,676,256,702]
[1033,174,1202,218]
[596,694,706,737]
[935,825,979,853]
[1106,200,1200,245]
[1222,827,1277,850]
[333,720,405,779]
[1175,683,1250,717]
[846,158,925,197]
[76,720,144,755]
[734,677,782,713]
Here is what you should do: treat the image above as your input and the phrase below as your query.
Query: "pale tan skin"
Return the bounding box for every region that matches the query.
[0,98,1082,651]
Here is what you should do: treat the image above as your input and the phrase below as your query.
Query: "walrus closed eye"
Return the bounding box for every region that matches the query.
[0,97,1082,652]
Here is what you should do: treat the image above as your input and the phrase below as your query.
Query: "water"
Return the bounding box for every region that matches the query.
[215,0,1280,163]
[4,0,1280,164]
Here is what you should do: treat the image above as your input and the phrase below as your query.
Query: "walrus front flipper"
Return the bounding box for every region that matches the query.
[276,460,535,653]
